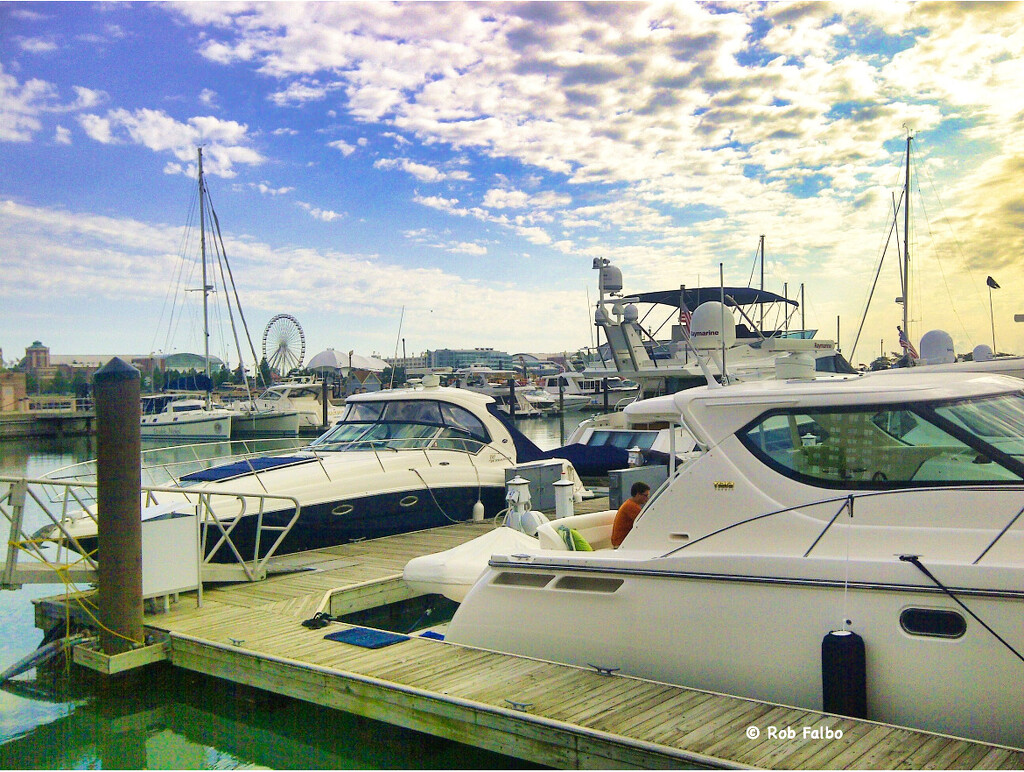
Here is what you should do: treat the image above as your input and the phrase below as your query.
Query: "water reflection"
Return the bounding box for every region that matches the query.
[1,663,538,769]
[0,423,579,769]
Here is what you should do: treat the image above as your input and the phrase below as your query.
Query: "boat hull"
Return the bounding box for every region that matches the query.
[229,410,301,438]
[141,413,233,441]
[447,557,1024,747]
[68,484,507,564]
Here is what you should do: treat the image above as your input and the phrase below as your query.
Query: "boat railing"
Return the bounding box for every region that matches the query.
[1,474,303,589]
[42,438,312,490]
[659,484,1024,565]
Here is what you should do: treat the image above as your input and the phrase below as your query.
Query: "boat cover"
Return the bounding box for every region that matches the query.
[180,455,317,482]
[635,287,798,309]
[486,404,632,476]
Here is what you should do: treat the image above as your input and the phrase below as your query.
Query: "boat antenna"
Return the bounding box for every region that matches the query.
[759,235,765,332]
[720,263,729,385]
[389,306,404,389]
[902,131,913,347]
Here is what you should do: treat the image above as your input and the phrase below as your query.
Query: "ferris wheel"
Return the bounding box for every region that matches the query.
[262,313,305,374]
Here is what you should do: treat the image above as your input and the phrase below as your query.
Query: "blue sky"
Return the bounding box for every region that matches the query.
[2,1,1022,370]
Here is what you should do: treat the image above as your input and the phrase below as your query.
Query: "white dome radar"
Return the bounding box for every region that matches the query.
[689,301,737,351]
[973,344,993,362]
[919,330,955,365]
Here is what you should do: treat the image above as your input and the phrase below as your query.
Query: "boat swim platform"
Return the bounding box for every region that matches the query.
[33,513,1024,770]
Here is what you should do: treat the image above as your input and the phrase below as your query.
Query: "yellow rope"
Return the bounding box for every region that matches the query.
[15,544,146,649]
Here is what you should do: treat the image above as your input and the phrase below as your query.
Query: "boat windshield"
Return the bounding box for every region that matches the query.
[586,430,660,450]
[738,390,1024,488]
[308,399,491,453]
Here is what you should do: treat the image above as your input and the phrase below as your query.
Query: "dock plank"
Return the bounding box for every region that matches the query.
[37,517,1023,770]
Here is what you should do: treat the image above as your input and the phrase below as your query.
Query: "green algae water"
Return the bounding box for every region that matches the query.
[0,419,581,770]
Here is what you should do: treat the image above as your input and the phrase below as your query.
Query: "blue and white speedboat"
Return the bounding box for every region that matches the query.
[39,376,589,562]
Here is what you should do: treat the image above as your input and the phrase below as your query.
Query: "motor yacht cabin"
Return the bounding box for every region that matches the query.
[442,369,1024,747]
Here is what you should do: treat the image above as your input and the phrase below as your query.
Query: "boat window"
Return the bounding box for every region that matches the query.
[344,402,384,422]
[588,430,659,450]
[309,398,490,453]
[382,400,443,424]
[431,428,487,452]
[900,608,967,639]
[258,391,281,402]
[932,394,1024,463]
[439,403,489,443]
[738,394,1024,488]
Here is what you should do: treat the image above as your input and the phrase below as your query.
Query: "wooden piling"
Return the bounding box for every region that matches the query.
[93,357,143,655]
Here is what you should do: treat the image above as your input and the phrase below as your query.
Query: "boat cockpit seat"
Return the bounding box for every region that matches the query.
[536,510,616,551]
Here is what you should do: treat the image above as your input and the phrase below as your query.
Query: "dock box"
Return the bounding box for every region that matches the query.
[609,465,668,510]
[506,460,565,512]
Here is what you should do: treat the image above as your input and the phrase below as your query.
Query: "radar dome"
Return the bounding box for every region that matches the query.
[622,303,639,323]
[600,263,623,293]
[919,330,955,365]
[973,344,993,362]
[689,301,737,350]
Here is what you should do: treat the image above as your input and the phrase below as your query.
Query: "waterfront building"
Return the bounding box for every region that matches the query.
[1,371,28,412]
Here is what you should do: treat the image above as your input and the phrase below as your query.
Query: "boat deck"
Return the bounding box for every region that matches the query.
[35,506,1024,770]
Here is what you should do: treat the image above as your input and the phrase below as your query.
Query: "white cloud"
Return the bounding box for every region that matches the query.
[252,182,294,196]
[199,88,218,108]
[482,189,530,209]
[70,86,107,110]
[0,64,57,141]
[17,36,59,54]
[297,201,344,221]
[375,157,471,183]
[76,107,263,176]
[54,125,71,145]
[328,139,356,155]
[412,194,470,217]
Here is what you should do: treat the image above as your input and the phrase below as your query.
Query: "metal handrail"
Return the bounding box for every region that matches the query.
[1,475,302,587]
[658,484,1024,565]
[40,437,311,489]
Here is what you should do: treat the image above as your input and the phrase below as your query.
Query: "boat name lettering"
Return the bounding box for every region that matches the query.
[713,481,735,490]
[690,330,719,338]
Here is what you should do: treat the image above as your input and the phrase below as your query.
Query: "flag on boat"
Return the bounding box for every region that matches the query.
[898,326,919,360]
[679,293,692,331]
[987,276,1000,290]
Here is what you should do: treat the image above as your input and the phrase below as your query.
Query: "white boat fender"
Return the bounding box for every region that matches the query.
[821,630,867,719]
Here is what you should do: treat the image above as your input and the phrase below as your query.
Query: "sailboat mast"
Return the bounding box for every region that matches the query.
[902,134,911,337]
[198,148,211,393]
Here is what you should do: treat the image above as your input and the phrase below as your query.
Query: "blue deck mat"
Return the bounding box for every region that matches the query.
[419,630,445,640]
[324,627,410,649]
[180,455,316,482]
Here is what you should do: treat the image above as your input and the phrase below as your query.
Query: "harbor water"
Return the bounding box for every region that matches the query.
[0,416,582,769]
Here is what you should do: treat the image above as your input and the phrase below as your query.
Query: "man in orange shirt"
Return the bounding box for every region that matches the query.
[611,481,651,547]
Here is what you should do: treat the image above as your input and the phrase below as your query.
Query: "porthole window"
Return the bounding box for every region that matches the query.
[900,607,967,639]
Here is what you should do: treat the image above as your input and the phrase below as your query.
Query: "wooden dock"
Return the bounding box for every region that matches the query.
[35,512,1024,770]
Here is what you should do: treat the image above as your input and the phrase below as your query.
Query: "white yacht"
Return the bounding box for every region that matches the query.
[140,396,233,441]
[251,380,344,431]
[583,257,855,398]
[538,371,641,410]
[227,401,301,437]
[437,368,1024,747]
[41,377,589,562]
